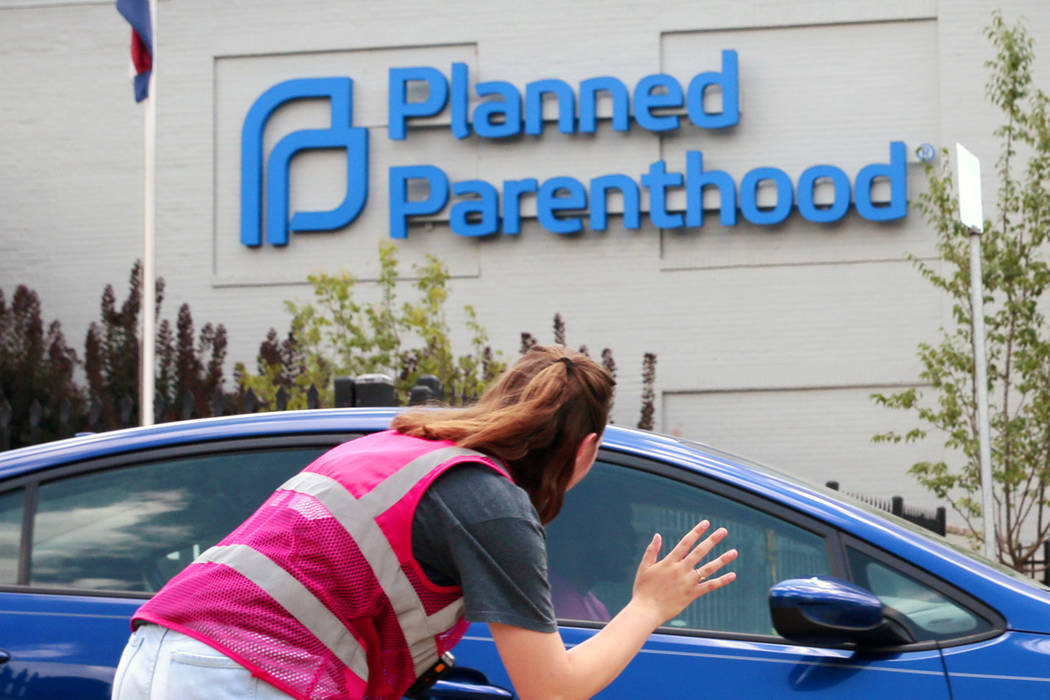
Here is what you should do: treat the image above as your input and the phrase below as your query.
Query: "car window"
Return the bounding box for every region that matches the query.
[846,545,995,641]
[546,460,832,636]
[0,488,22,584]
[679,438,1050,594]
[27,446,329,593]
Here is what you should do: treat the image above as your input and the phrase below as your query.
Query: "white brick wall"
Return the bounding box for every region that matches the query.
[2,0,1048,527]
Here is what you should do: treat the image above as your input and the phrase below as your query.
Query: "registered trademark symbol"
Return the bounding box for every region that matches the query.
[917,143,936,162]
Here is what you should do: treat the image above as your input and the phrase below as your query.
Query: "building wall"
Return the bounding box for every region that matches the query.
[2,0,1049,519]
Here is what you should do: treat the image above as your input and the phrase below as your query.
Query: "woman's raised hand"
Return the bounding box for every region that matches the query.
[490,521,737,700]
[630,521,737,626]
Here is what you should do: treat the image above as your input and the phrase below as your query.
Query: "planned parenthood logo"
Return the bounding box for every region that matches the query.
[240,77,369,247]
[240,54,912,248]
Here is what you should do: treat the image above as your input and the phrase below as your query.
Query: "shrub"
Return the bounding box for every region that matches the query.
[0,285,83,447]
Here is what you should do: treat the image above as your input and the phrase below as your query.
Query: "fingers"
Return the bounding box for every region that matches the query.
[694,547,738,585]
[681,525,729,569]
[639,533,662,570]
[631,523,737,623]
[666,520,710,561]
[697,571,737,595]
[640,520,736,592]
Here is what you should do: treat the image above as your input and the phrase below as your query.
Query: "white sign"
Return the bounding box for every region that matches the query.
[956,143,984,232]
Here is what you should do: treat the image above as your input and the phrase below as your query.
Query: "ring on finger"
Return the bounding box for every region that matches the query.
[696,569,707,584]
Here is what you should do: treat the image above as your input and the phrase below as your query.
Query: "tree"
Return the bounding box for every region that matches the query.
[872,12,1050,570]
[238,242,505,408]
[154,303,231,420]
[85,261,232,427]
[84,261,158,428]
[0,285,83,447]
[638,352,657,431]
[232,328,304,408]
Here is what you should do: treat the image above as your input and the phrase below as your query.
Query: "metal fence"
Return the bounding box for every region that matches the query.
[825,480,946,537]
[824,481,1050,584]
[1025,541,1050,586]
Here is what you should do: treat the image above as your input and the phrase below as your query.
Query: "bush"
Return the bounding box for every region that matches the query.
[84,261,233,427]
[0,285,83,447]
[238,242,505,408]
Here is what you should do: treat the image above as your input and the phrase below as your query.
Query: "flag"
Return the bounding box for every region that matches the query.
[116,0,152,102]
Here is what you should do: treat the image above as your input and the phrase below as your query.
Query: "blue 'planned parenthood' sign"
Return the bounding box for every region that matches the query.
[241,51,908,247]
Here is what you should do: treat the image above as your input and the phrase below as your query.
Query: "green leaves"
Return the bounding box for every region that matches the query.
[240,242,505,408]
[874,13,1050,571]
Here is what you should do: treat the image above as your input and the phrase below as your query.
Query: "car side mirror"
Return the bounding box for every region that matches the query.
[769,576,916,647]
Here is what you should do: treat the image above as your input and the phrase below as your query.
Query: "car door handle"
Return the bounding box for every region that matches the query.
[0,649,10,666]
[426,679,514,698]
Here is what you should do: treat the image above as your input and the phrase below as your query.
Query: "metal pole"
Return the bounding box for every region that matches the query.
[970,231,995,559]
[140,0,158,426]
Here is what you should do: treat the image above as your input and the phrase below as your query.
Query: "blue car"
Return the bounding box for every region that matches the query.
[1,409,1048,699]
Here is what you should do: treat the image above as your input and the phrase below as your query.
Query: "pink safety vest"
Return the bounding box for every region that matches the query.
[133,430,510,700]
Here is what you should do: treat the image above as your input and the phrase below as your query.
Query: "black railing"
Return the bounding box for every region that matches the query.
[825,480,947,537]
[1025,541,1050,586]
[827,481,1050,585]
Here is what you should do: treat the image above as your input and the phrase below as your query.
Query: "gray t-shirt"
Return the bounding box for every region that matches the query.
[411,463,558,633]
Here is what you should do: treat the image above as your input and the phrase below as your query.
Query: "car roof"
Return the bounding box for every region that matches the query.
[0,407,396,480]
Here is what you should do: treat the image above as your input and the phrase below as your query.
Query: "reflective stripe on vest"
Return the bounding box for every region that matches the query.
[198,444,485,678]
[196,544,371,682]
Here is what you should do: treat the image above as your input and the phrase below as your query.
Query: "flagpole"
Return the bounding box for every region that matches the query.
[140,0,158,426]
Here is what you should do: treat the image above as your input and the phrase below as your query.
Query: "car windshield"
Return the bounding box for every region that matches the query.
[675,437,1050,593]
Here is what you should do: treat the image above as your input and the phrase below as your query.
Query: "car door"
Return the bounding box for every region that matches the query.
[450,454,953,699]
[839,539,1050,699]
[0,438,342,700]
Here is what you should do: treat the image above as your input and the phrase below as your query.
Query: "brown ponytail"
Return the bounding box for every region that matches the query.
[391,345,615,523]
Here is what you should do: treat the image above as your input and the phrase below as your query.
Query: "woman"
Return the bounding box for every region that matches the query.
[112,345,737,700]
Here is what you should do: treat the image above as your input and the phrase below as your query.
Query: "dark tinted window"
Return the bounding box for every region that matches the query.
[29,447,328,592]
[547,461,831,635]
[0,488,22,584]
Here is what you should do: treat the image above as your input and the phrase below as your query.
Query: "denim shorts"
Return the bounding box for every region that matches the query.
[111,623,295,699]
